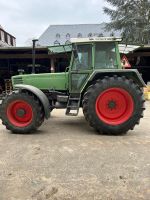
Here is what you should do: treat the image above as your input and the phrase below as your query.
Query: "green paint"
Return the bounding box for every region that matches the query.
[12,72,69,91]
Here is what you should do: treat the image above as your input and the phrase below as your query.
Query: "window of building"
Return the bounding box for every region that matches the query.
[77,33,82,38]
[1,31,4,41]
[66,33,70,39]
[56,33,60,39]
[7,35,11,45]
[88,33,92,38]
[65,40,71,44]
[93,33,98,37]
[110,32,114,37]
[13,38,16,46]
[54,40,60,45]
[99,33,104,37]
[10,37,13,46]
[4,32,8,43]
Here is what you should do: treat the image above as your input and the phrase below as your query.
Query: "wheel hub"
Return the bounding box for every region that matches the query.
[108,100,117,110]
[16,109,26,117]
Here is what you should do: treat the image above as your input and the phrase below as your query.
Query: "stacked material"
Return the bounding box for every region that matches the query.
[144,84,150,100]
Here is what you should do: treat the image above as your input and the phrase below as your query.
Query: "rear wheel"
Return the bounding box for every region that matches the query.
[82,76,145,135]
[0,91,45,134]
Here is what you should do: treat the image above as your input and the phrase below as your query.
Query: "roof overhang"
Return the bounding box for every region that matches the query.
[119,44,141,54]
[48,45,72,54]
[0,46,48,51]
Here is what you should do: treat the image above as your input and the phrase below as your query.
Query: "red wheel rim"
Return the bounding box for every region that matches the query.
[95,88,134,125]
[7,100,33,127]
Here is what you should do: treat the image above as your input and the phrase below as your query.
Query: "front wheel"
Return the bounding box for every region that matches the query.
[82,76,145,135]
[0,91,45,134]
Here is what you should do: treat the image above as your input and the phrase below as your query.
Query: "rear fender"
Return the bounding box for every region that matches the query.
[82,69,146,93]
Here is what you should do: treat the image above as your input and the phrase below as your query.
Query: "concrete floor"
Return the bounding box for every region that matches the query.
[0,103,150,200]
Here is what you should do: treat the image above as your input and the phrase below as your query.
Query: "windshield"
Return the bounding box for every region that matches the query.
[95,42,117,69]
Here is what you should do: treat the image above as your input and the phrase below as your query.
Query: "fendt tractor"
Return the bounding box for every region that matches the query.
[0,37,145,135]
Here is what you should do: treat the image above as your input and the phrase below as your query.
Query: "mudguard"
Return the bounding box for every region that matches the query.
[14,84,50,119]
[83,69,146,91]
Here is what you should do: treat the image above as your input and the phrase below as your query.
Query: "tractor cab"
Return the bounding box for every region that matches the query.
[69,37,122,93]
[71,37,122,71]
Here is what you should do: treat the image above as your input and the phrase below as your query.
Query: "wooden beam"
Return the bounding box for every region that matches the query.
[0,53,69,59]
[0,54,50,59]
[129,52,150,57]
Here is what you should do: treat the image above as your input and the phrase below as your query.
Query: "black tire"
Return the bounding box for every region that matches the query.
[82,76,145,135]
[0,91,45,134]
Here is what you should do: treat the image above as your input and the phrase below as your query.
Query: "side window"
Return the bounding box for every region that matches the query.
[95,43,117,68]
[72,44,92,70]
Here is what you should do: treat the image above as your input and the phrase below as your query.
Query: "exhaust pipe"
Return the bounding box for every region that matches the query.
[32,39,38,74]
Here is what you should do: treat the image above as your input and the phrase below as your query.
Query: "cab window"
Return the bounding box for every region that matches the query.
[72,44,92,70]
[95,43,117,69]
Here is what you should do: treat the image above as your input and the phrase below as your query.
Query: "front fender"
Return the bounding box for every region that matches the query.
[14,84,50,119]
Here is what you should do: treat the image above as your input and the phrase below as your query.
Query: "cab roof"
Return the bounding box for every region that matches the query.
[70,37,122,43]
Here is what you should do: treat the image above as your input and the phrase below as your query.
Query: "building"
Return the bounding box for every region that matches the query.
[38,23,120,46]
[0,25,16,47]
[126,45,150,84]
[0,45,71,94]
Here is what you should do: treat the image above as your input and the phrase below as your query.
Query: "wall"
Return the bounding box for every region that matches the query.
[0,27,16,47]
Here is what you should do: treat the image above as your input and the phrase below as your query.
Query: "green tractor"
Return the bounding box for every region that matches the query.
[0,37,145,134]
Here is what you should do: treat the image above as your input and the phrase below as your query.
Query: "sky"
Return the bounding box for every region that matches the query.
[0,0,109,46]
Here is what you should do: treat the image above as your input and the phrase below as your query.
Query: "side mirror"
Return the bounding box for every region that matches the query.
[65,67,69,72]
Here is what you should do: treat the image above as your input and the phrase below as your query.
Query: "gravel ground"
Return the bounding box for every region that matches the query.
[0,102,150,200]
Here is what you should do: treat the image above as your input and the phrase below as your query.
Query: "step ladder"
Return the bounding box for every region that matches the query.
[65,93,81,116]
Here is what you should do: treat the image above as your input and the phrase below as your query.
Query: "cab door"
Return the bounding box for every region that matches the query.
[69,44,93,93]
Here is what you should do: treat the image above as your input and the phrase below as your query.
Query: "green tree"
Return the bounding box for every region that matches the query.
[103,0,150,44]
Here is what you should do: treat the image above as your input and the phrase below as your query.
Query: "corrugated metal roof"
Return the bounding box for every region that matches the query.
[38,24,121,46]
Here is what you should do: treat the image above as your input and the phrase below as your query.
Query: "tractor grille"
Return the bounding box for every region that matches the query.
[13,77,23,85]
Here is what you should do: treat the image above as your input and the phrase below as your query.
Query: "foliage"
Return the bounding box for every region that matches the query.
[103,0,150,44]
